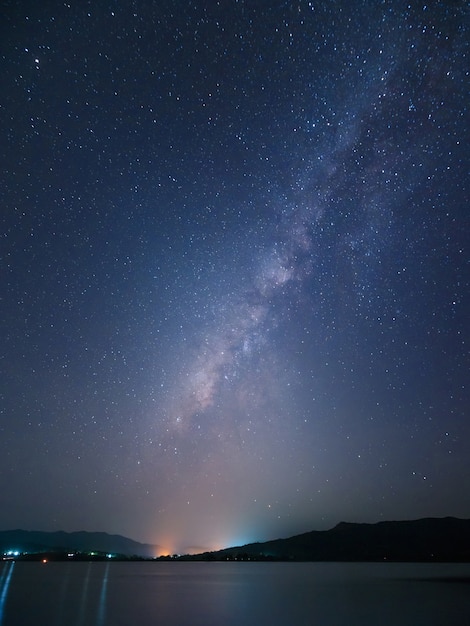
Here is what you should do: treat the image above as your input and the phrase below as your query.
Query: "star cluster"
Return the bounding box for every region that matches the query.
[1,1,468,554]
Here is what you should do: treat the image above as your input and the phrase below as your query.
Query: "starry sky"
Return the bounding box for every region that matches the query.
[1,0,469,555]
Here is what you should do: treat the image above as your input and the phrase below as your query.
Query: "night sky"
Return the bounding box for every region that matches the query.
[1,1,469,555]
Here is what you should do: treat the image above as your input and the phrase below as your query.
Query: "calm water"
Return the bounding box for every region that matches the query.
[0,561,469,625]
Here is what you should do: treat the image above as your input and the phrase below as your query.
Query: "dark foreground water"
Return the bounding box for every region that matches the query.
[1,560,469,626]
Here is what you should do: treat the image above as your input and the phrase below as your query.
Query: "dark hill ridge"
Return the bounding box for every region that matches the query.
[188,517,470,562]
[0,529,158,558]
[1,518,469,561]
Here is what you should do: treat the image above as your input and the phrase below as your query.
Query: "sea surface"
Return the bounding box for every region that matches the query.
[1,560,469,625]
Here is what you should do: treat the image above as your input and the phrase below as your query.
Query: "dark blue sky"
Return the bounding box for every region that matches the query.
[1,0,468,554]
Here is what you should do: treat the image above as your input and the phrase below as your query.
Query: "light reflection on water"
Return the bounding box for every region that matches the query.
[0,561,469,626]
[97,563,110,626]
[0,562,15,625]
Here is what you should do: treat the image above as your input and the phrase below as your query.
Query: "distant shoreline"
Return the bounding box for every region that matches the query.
[2,517,469,562]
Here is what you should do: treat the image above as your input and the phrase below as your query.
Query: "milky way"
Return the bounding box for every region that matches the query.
[162,39,425,438]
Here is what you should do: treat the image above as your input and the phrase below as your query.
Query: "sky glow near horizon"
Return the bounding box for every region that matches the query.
[1,1,469,554]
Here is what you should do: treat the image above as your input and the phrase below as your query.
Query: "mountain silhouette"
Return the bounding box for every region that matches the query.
[184,517,470,562]
[0,529,158,558]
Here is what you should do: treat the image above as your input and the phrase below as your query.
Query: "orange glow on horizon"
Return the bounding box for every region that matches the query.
[152,537,221,557]
[155,548,172,557]
[151,526,251,556]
